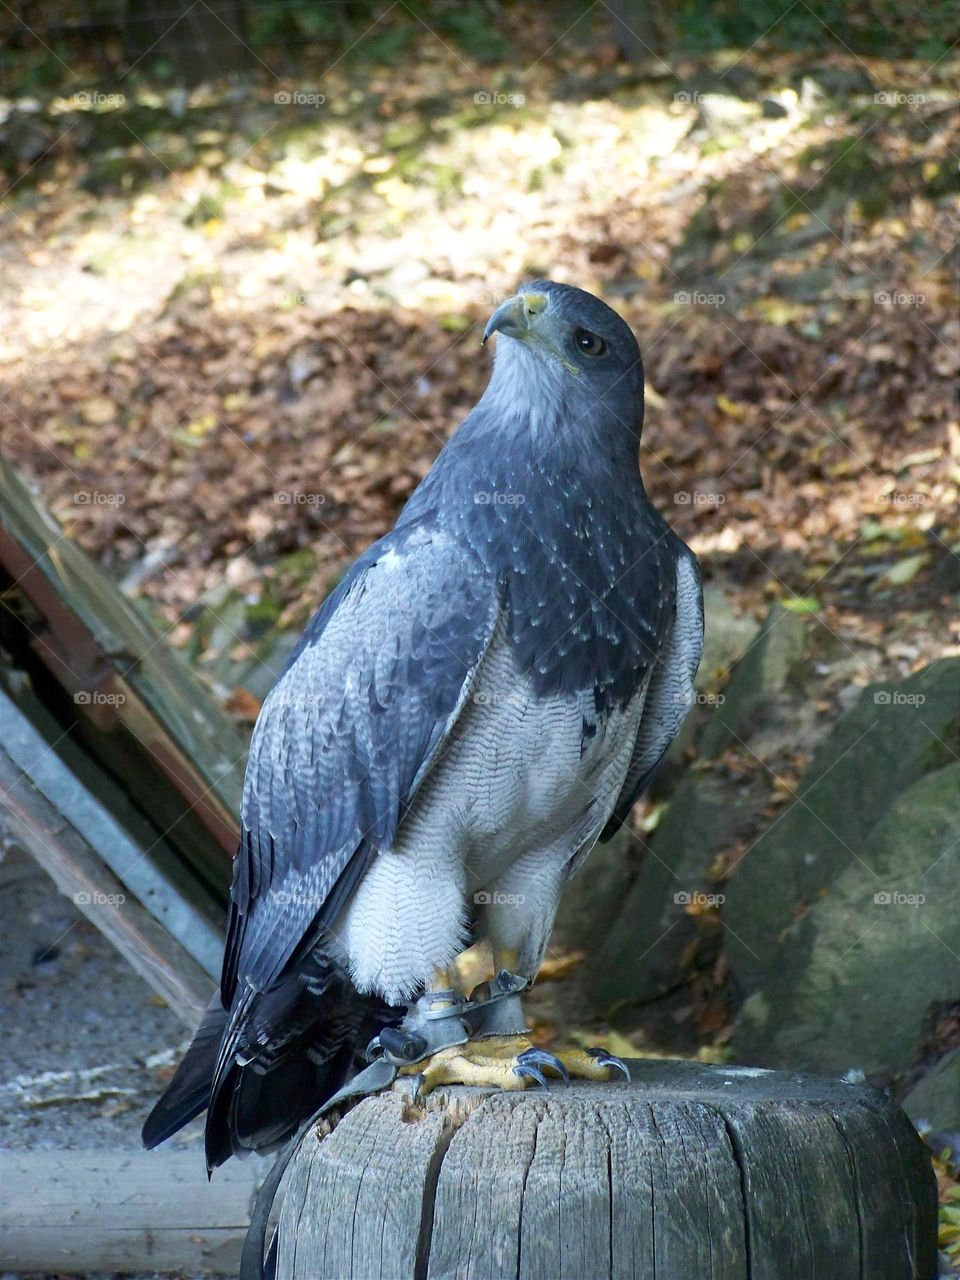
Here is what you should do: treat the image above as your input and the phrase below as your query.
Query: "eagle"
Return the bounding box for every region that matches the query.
[143,281,703,1171]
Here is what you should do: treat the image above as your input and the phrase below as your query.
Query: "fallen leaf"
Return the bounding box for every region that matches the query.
[782,596,820,614]
[80,396,116,425]
[882,552,930,585]
[224,687,262,720]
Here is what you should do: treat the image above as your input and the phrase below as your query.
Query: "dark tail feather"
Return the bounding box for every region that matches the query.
[142,997,228,1149]
[144,951,398,1169]
[205,1046,329,1170]
[202,971,369,1171]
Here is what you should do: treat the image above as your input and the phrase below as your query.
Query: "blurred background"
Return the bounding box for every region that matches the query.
[1,1,958,1274]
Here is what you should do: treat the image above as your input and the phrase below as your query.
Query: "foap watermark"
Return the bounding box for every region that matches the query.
[474,491,525,506]
[873,690,926,706]
[275,490,326,507]
[473,689,525,708]
[75,691,126,707]
[674,890,725,907]
[269,889,325,908]
[674,290,725,308]
[674,490,725,507]
[674,90,706,105]
[874,91,928,106]
[274,90,326,107]
[874,290,926,307]
[473,90,525,107]
[474,890,526,906]
[873,890,925,907]
[74,490,125,506]
[878,490,927,507]
[73,90,126,108]
[475,289,519,309]
[677,689,726,707]
[74,890,125,907]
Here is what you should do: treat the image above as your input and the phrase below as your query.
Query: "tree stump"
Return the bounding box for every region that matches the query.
[274,1058,937,1280]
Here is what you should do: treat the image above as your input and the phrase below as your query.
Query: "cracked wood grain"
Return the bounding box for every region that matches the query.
[274,1060,937,1280]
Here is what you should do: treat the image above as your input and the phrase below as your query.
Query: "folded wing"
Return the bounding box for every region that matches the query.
[601,538,703,838]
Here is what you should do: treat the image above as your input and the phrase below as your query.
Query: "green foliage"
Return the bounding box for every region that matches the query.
[2,0,954,102]
[246,0,507,66]
[246,0,343,50]
[672,0,954,57]
[435,6,511,63]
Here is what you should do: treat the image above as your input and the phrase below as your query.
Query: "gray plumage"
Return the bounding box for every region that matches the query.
[143,280,704,1169]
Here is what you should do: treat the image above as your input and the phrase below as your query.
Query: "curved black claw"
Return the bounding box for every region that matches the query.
[587,1047,631,1082]
[513,1062,550,1089]
[517,1048,570,1083]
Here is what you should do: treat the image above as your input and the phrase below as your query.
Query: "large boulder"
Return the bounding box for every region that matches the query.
[696,582,761,688]
[724,658,959,989]
[698,601,810,758]
[553,827,635,955]
[733,763,960,1079]
[583,768,765,1010]
[645,581,760,796]
[902,1049,960,1133]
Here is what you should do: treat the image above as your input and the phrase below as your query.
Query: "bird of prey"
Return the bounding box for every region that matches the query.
[143,281,703,1171]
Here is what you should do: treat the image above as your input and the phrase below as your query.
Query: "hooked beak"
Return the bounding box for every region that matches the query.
[482,291,548,345]
[481,290,580,375]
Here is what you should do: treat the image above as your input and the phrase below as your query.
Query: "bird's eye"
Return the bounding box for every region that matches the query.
[574,328,606,357]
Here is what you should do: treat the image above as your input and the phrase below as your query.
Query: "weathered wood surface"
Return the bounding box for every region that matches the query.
[0,740,214,1025]
[0,456,244,879]
[0,689,223,986]
[0,1149,268,1274]
[276,1058,938,1280]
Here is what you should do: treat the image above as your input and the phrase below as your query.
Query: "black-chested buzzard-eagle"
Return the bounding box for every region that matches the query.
[144,280,703,1170]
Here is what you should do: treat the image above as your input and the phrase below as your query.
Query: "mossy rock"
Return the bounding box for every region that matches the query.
[724,658,959,988]
[699,601,810,757]
[583,767,766,1011]
[733,763,960,1079]
[902,1049,960,1132]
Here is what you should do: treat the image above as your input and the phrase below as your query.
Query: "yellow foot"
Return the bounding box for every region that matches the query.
[398,1035,630,1096]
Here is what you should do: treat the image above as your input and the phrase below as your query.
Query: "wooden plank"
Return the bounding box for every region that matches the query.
[0,690,223,979]
[517,1096,610,1280]
[0,743,214,1026]
[833,1095,941,1279]
[603,1097,656,1280]
[637,1099,745,1279]
[0,1149,268,1275]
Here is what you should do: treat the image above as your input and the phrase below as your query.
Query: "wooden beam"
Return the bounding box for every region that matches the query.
[0,456,244,861]
[0,1149,268,1275]
[0,691,223,980]
[0,744,214,1026]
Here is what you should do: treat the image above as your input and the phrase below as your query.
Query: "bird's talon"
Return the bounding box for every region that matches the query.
[513,1063,549,1089]
[517,1048,570,1082]
[587,1047,631,1082]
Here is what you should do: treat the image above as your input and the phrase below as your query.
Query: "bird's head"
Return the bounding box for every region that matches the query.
[481,280,645,439]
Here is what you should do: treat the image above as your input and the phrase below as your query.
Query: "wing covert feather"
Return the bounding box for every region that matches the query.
[222,525,500,1005]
